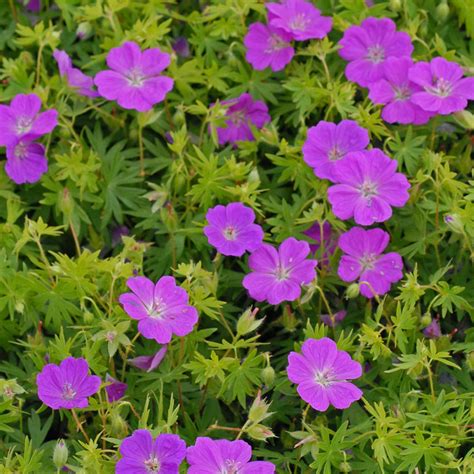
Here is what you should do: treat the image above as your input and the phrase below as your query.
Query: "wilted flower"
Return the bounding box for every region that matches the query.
[244,23,295,72]
[409,57,474,115]
[119,276,199,344]
[53,50,99,98]
[203,202,264,256]
[94,41,174,112]
[266,0,332,41]
[243,237,317,305]
[128,346,168,372]
[214,93,271,145]
[367,57,433,125]
[36,357,101,410]
[423,319,441,339]
[111,225,130,246]
[105,374,127,402]
[338,17,413,87]
[0,93,58,147]
[186,437,275,473]
[328,149,410,226]
[302,120,369,181]
[116,429,186,474]
[5,140,48,184]
[287,337,363,411]
[172,37,190,58]
[320,310,347,327]
[337,227,403,298]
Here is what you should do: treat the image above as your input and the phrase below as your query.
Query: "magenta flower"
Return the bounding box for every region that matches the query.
[203,202,264,257]
[215,93,270,145]
[26,0,40,11]
[36,357,101,410]
[337,227,403,298]
[244,23,295,72]
[409,57,474,115]
[94,41,174,112]
[116,429,186,474]
[243,237,317,305]
[287,337,363,411]
[53,50,99,98]
[304,222,338,265]
[186,437,275,474]
[327,149,410,226]
[302,120,369,181]
[338,17,414,87]
[105,374,127,402]
[0,94,58,147]
[423,319,441,339]
[119,276,199,344]
[367,57,433,125]
[266,0,332,41]
[5,139,48,184]
[128,346,168,372]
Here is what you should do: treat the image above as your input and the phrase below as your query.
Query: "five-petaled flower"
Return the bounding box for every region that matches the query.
[287,337,363,411]
[36,357,101,410]
[116,429,186,474]
[204,202,264,256]
[119,276,199,344]
[186,437,275,474]
[327,149,411,226]
[94,41,174,112]
[243,237,317,305]
[337,227,404,298]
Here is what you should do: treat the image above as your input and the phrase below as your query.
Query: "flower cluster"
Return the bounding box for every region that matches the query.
[244,0,331,72]
[339,17,474,124]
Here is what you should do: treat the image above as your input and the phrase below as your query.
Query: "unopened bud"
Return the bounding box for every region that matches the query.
[420,313,432,327]
[345,283,360,299]
[246,423,275,441]
[444,213,464,234]
[435,0,449,23]
[389,0,401,11]
[76,22,93,41]
[261,366,275,387]
[53,439,69,468]
[248,393,272,424]
[236,308,263,336]
[339,461,352,472]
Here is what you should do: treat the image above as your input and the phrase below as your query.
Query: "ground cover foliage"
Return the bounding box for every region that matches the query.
[0,0,473,472]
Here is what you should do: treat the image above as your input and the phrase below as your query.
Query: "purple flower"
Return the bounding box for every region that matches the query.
[337,227,403,298]
[423,319,441,339]
[36,357,101,410]
[320,310,347,328]
[172,37,190,58]
[203,202,264,257]
[327,149,410,226]
[26,0,40,11]
[266,0,332,41]
[116,429,186,474]
[287,337,363,411]
[5,139,48,184]
[111,225,130,246]
[128,346,168,372]
[302,120,369,181]
[119,276,199,344]
[94,41,174,112]
[186,437,275,474]
[244,23,295,72]
[53,50,99,98]
[215,93,271,145]
[367,57,433,125]
[105,374,127,402]
[242,237,317,305]
[408,57,474,115]
[0,93,58,147]
[304,222,338,265]
[338,17,414,87]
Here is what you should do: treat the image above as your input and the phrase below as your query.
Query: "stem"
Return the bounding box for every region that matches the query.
[34,237,55,284]
[236,419,251,440]
[426,362,436,401]
[8,0,17,22]
[35,43,44,88]
[138,124,145,177]
[69,218,81,256]
[208,424,241,433]
[121,332,141,381]
[71,409,90,443]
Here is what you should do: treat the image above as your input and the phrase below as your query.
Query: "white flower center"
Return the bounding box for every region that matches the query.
[429,77,453,97]
[222,460,241,474]
[359,180,378,201]
[274,264,290,282]
[14,142,28,159]
[223,225,238,241]
[126,68,146,87]
[314,369,335,387]
[62,382,77,401]
[393,85,411,101]
[266,34,288,53]
[289,14,309,31]
[328,146,344,161]
[148,298,166,319]
[366,45,385,64]
[144,456,160,473]
[16,116,33,134]
[359,253,378,271]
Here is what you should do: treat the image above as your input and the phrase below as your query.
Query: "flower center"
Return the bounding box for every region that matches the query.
[148,298,166,319]
[14,142,28,159]
[393,85,411,101]
[274,264,290,282]
[359,253,378,271]
[16,116,33,134]
[126,68,146,87]
[144,456,160,473]
[430,77,453,97]
[222,460,241,474]
[223,225,238,241]
[229,110,246,126]
[328,146,344,161]
[61,382,77,401]
[266,34,288,53]
[359,180,378,200]
[366,45,385,64]
[314,369,335,387]
[289,13,309,31]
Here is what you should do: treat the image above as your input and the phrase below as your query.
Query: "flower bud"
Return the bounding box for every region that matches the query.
[389,0,401,11]
[444,213,464,234]
[248,393,272,424]
[53,439,69,468]
[454,110,474,130]
[246,423,275,441]
[339,461,352,472]
[435,0,449,22]
[345,283,360,299]
[236,308,263,336]
[420,313,432,327]
[76,22,93,40]
[261,366,275,387]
